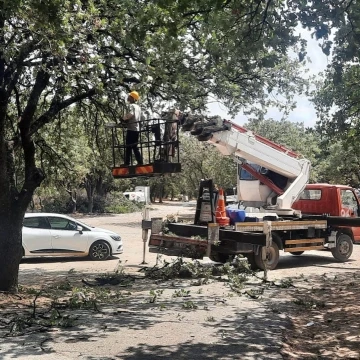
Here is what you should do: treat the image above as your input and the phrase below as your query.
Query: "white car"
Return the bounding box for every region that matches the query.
[22,213,123,261]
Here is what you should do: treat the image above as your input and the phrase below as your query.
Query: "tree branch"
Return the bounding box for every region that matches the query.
[29,88,96,137]
[4,40,38,98]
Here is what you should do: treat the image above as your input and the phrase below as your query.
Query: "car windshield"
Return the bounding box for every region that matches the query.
[74,219,94,229]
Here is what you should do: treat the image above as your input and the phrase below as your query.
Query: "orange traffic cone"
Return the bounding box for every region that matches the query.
[216,188,230,226]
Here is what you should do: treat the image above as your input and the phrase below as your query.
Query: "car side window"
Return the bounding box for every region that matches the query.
[23,217,51,229]
[48,217,78,231]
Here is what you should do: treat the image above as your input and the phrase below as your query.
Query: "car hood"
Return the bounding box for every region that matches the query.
[89,227,119,236]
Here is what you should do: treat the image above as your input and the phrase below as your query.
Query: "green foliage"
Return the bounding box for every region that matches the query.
[18,285,40,295]
[0,0,342,291]
[314,141,360,187]
[34,190,143,214]
[182,301,198,310]
[103,192,144,214]
[172,289,191,298]
[159,135,237,199]
[293,297,326,310]
[2,0,308,198]
[147,289,164,304]
[276,278,294,289]
[180,135,237,193]
[144,257,252,295]
[40,191,75,213]
[147,133,238,201]
[67,288,101,311]
[300,1,360,157]
[54,280,72,291]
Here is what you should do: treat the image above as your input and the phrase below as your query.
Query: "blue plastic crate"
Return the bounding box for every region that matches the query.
[226,209,246,224]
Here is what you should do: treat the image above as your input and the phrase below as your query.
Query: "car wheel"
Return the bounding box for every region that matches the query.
[331,234,353,262]
[89,241,111,261]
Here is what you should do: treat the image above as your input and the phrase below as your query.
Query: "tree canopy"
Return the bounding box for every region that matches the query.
[0,0,312,292]
[2,0,360,292]
[300,0,360,145]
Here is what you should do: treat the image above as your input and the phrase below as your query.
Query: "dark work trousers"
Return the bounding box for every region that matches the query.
[151,124,161,144]
[151,124,162,160]
[125,130,143,165]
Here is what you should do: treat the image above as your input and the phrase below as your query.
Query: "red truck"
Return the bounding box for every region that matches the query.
[293,184,360,244]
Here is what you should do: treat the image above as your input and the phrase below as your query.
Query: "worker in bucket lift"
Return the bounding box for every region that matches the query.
[161,108,181,161]
[123,91,143,166]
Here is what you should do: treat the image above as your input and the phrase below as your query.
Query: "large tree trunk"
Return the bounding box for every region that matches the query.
[0,137,26,292]
[84,175,96,213]
[158,186,163,203]
[0,138,44,292]
[88,195,94,213]
[0,211,24,292]
[95,172,108,197]
[158,179,165,203]
[66,188,77,214]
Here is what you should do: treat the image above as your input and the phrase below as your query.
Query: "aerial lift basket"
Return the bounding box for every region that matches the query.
[106,116,181,178]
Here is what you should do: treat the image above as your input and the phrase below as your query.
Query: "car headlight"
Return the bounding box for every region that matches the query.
[110,235,121,241]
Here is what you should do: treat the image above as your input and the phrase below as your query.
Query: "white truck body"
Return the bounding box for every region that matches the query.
[206,121,311,212]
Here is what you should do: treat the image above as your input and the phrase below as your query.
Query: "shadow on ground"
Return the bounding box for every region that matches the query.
[276,252,357,270]
[21,255,121,265]
[0,268,286,360]
[263,271,360,359]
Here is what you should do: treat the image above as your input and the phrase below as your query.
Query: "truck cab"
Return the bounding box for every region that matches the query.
[292,184,360,243]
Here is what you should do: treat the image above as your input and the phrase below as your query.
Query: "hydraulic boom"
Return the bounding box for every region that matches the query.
[181,115,311,213]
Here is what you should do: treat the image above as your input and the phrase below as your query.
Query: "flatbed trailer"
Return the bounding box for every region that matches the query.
[145,215,360,270]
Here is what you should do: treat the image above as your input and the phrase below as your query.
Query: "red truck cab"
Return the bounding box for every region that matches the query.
[292,184,360,243]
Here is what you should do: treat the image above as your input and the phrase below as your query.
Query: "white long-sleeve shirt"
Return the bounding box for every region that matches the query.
[127,103,142,131]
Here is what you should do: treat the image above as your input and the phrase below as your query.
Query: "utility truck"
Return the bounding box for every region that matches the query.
[145,115,360,270]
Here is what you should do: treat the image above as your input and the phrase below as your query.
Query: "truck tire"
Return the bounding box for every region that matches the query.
[254,241,280,270]
[290,251,304,256]
[245,253,257,270]
[331,234,353,262]
[209,252,232,263]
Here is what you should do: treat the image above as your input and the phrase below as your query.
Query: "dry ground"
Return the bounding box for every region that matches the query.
[277,272,360,359]
[1,202,360,359]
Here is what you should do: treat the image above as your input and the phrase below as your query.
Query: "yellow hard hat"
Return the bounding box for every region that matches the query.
[129,91,140,101]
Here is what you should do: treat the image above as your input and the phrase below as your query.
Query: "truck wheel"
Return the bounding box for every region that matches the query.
[245,253,257,270]
[290,251,304,256]
[331,234,353,262]
[209,252,232,263]
[254,242,280,270]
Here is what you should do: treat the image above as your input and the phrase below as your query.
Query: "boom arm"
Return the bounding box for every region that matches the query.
[181,116,310,211]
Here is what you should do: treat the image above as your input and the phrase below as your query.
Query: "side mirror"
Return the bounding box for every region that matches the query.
[77,225,83,234]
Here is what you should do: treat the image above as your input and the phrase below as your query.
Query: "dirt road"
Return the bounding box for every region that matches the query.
[19,201,360,282]
[1,202,359,360]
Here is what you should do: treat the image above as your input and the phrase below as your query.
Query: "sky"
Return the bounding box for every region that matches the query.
[207,30,331,128]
